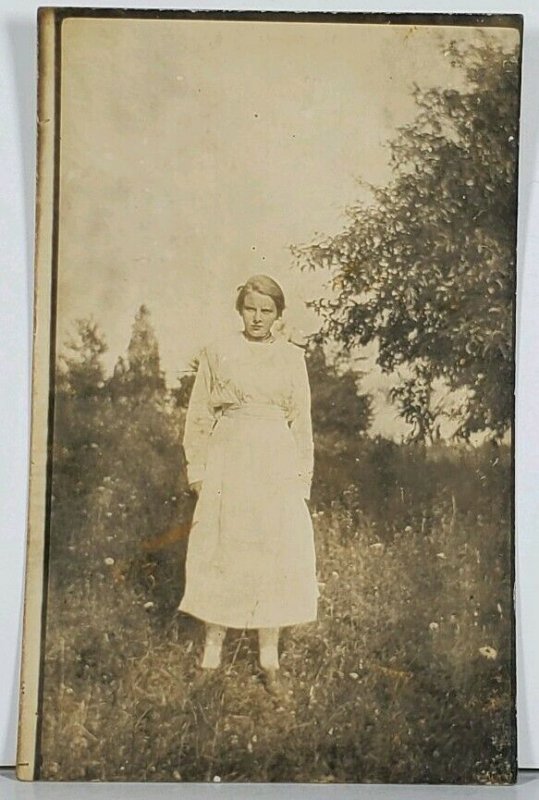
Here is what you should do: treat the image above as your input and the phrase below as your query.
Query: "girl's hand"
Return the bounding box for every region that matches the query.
[190,481,203,497]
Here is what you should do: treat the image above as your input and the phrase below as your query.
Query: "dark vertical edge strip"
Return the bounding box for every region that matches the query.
[33,9,62,781]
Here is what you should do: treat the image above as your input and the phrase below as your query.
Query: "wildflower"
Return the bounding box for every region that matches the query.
[429,622,439,631]
[479,646,498,660]
[104,557,115,566]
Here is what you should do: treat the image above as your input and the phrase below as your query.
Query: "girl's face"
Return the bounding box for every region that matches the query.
[241,290,278,339]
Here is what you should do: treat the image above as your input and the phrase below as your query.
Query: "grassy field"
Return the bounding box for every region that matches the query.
[39,451,515,783]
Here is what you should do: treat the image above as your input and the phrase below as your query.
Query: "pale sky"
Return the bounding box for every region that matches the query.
[56,17,519,437]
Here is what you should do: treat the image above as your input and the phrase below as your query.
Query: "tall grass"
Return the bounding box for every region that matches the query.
[39,425,514,783]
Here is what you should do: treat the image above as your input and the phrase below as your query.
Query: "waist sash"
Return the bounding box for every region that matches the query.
[221,403,287,421]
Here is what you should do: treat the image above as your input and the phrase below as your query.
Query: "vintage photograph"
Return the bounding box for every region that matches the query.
[18,9,521,784]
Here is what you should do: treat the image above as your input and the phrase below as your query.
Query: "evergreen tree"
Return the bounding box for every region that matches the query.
[57,318,107,399]
[123,305,166,398]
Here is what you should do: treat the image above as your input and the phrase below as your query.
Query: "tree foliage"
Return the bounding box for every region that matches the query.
[111,305,166,399]
[51,310,189,593]
[295,41,520,441]
[57,318,107,398]
[170,360,198,410]
[127,304,166,394]
[306,344,372,437]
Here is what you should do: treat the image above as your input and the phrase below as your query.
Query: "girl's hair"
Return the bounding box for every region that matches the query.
[235,274,286,317]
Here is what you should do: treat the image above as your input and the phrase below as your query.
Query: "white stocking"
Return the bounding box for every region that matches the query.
[258,627,280,671]
[201,623,226,669]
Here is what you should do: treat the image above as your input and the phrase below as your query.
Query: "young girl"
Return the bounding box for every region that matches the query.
[179,275,318,686]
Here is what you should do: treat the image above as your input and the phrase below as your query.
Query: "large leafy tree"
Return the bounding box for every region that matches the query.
[295,41,520,441]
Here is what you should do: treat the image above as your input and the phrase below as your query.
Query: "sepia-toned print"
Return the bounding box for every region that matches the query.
[17,9,521,784]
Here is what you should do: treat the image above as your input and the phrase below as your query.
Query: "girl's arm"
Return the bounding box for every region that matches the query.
[290,350,314,500]
[183,348,215,487]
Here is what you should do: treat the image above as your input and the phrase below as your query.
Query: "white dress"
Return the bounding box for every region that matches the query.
[179,330,319,629]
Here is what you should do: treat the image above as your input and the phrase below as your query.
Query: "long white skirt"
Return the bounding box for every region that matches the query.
[179,406,319,629]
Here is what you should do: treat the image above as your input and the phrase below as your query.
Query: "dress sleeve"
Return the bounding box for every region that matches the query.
[183,348,215,486]
[289,350,314,500]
